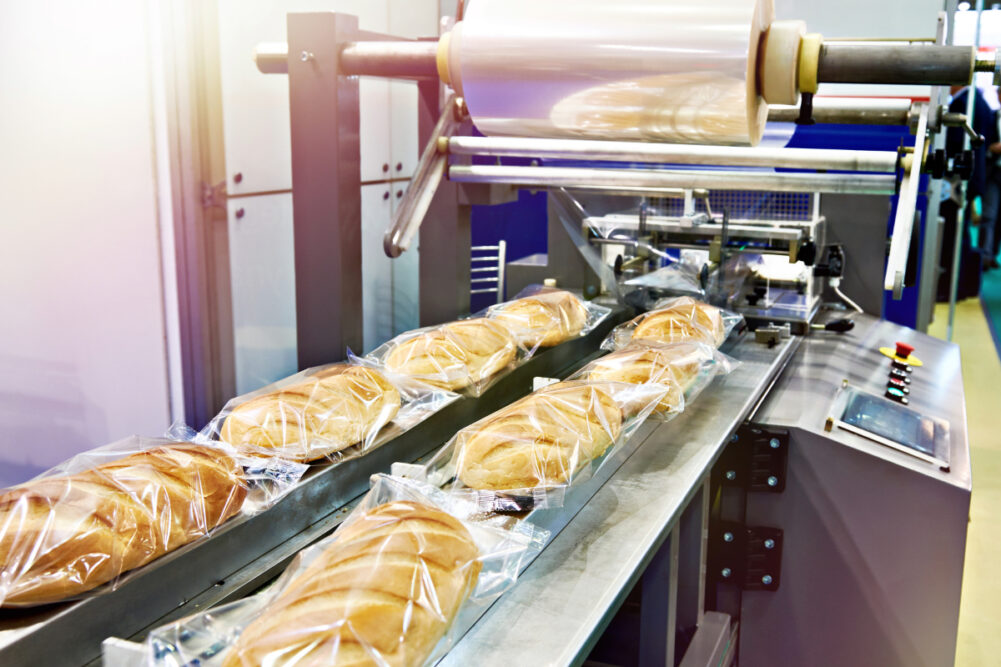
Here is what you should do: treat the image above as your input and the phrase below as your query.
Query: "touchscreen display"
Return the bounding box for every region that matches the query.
[840,391,937,457]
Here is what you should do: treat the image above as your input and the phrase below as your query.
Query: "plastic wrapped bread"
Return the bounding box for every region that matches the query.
[425,379,667,510]
[0,437,303,607]
[575,341,737,415]
[147,474,542,667]
[370,318,521,395]
[487,286,611,348]
[605,296,743,350]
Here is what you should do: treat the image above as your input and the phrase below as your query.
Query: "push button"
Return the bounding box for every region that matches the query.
[895,342,915,359]
[885,386,909,404]
[889,368,911,384]
[887,378,910,394]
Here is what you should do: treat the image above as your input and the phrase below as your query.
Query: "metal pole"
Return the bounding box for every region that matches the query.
[948,1,983,341]
[768,97,913,125]
[448,164,898,195]
[255,40,439,78]
[447,137,899,172]
[817,43,976,85]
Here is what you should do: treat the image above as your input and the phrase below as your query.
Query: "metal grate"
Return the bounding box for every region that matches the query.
[649,191,815,223]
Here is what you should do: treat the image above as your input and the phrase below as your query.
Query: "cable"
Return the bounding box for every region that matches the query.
[830,277,864,313]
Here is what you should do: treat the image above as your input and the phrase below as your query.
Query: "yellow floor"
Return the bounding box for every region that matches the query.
[928,300,1001,666]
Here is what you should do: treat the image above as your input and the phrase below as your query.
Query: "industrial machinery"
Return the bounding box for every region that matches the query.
[0,2,978,666]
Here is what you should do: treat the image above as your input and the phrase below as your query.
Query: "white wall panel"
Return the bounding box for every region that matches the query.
[362,185,396,352]
[227,194,298,394]
[217,0,390,194]
[0,0,171,485]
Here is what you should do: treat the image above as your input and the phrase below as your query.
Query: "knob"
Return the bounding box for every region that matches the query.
[885,386,909,404]
[895,341,915,359]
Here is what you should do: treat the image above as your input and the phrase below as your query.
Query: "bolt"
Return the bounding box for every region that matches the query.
[762,575,773,585]
[769,438,780,449]
[731,433,739,442]
[396,190,403,199]
[723,532,734,542]
[767,476,778,487]
[396,162,403,171]
[721,568,732,578]
[235,208,245,219]
[382,163,389,173]
[725,470,736,481]
[300,50,313,62]
[233,172,243,184]
[764,538,775,549]
[383,191,390,201]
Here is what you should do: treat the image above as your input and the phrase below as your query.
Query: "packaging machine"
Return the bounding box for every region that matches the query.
[0,3,979,666]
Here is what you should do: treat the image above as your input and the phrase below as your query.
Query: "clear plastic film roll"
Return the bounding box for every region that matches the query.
[146,474,544,667]
[444,0,775,145]
[0,436,305,608]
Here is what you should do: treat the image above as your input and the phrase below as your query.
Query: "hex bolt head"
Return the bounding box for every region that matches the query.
[235,208,245,219]
[764,538,776,549]
[767,476,778,487]
[731,433,739,442]
[762,574,773,585]
[300,50,313,62]
[769,438,780,449]
[723,532,734,542]
[725,470,736,481]
[721,568,732,578]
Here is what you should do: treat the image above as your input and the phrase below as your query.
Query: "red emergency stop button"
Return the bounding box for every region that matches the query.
[895,342,915,359]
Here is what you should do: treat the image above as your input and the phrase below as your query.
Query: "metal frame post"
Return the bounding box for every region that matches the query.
[417,80,470,325]
[287,13,363,368]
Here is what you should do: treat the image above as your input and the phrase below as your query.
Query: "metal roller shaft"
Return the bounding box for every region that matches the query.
[817,43,975,85]
[768,97,913,125]
[447,136,898,172]
[449,165,897,195]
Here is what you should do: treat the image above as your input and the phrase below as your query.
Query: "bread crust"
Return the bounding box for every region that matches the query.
[456,382,623,490]
[220,365,401,462]
[384,319,517,391]
[0,444,246,606]
[221,501,480,667]
[582,343,708,413]
[633,299,725,346]
[490,289,589,347]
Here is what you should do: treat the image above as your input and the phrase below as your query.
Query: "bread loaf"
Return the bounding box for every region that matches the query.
[220,365,401,462]
[456,382,622,490]
[0,444,246,607]
[634,298,725,346]
[384,318,517,391]
[581,343,708,413]
[489,289,589,347]
[221,501,480,667]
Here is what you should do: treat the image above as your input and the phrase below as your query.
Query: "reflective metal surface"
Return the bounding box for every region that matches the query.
[449,0,773,145]
[449,164,898,195]
[440,333,799,666]
[447,136,898,172]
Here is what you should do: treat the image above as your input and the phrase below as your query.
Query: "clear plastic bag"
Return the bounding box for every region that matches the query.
[366,317,528,396]
[422,379,668,511]
[604,296,744,350]
[0,436,305,608]
[201,361,459,463]
[572,341,738,417]
[485,285,611,349]
[146,473,544,667]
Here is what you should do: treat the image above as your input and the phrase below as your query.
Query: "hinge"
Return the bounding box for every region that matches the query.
[715,424,789,493]
[709,521,783,591]
[201,180,227,210]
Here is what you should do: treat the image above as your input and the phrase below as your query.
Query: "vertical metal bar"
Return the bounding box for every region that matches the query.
[288,12,362,368]
[640,526,680,666]
[948,0,983,340]
[917,11,950,332]
[417,80,471,325]
[497,239,507,303]
[677,480,710,650]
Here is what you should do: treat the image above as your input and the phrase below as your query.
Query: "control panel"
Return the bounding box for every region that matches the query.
[878,341,923,405]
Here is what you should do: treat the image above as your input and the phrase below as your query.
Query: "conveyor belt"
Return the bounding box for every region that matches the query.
[101,331,798,666]
[0,309,628,667]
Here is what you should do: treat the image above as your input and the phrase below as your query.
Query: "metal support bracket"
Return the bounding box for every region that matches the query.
[709,521,784,591]
[716,425,789,493]
[201,180,227,210]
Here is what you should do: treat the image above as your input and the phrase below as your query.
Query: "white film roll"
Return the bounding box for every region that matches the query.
[446,0,775,146]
